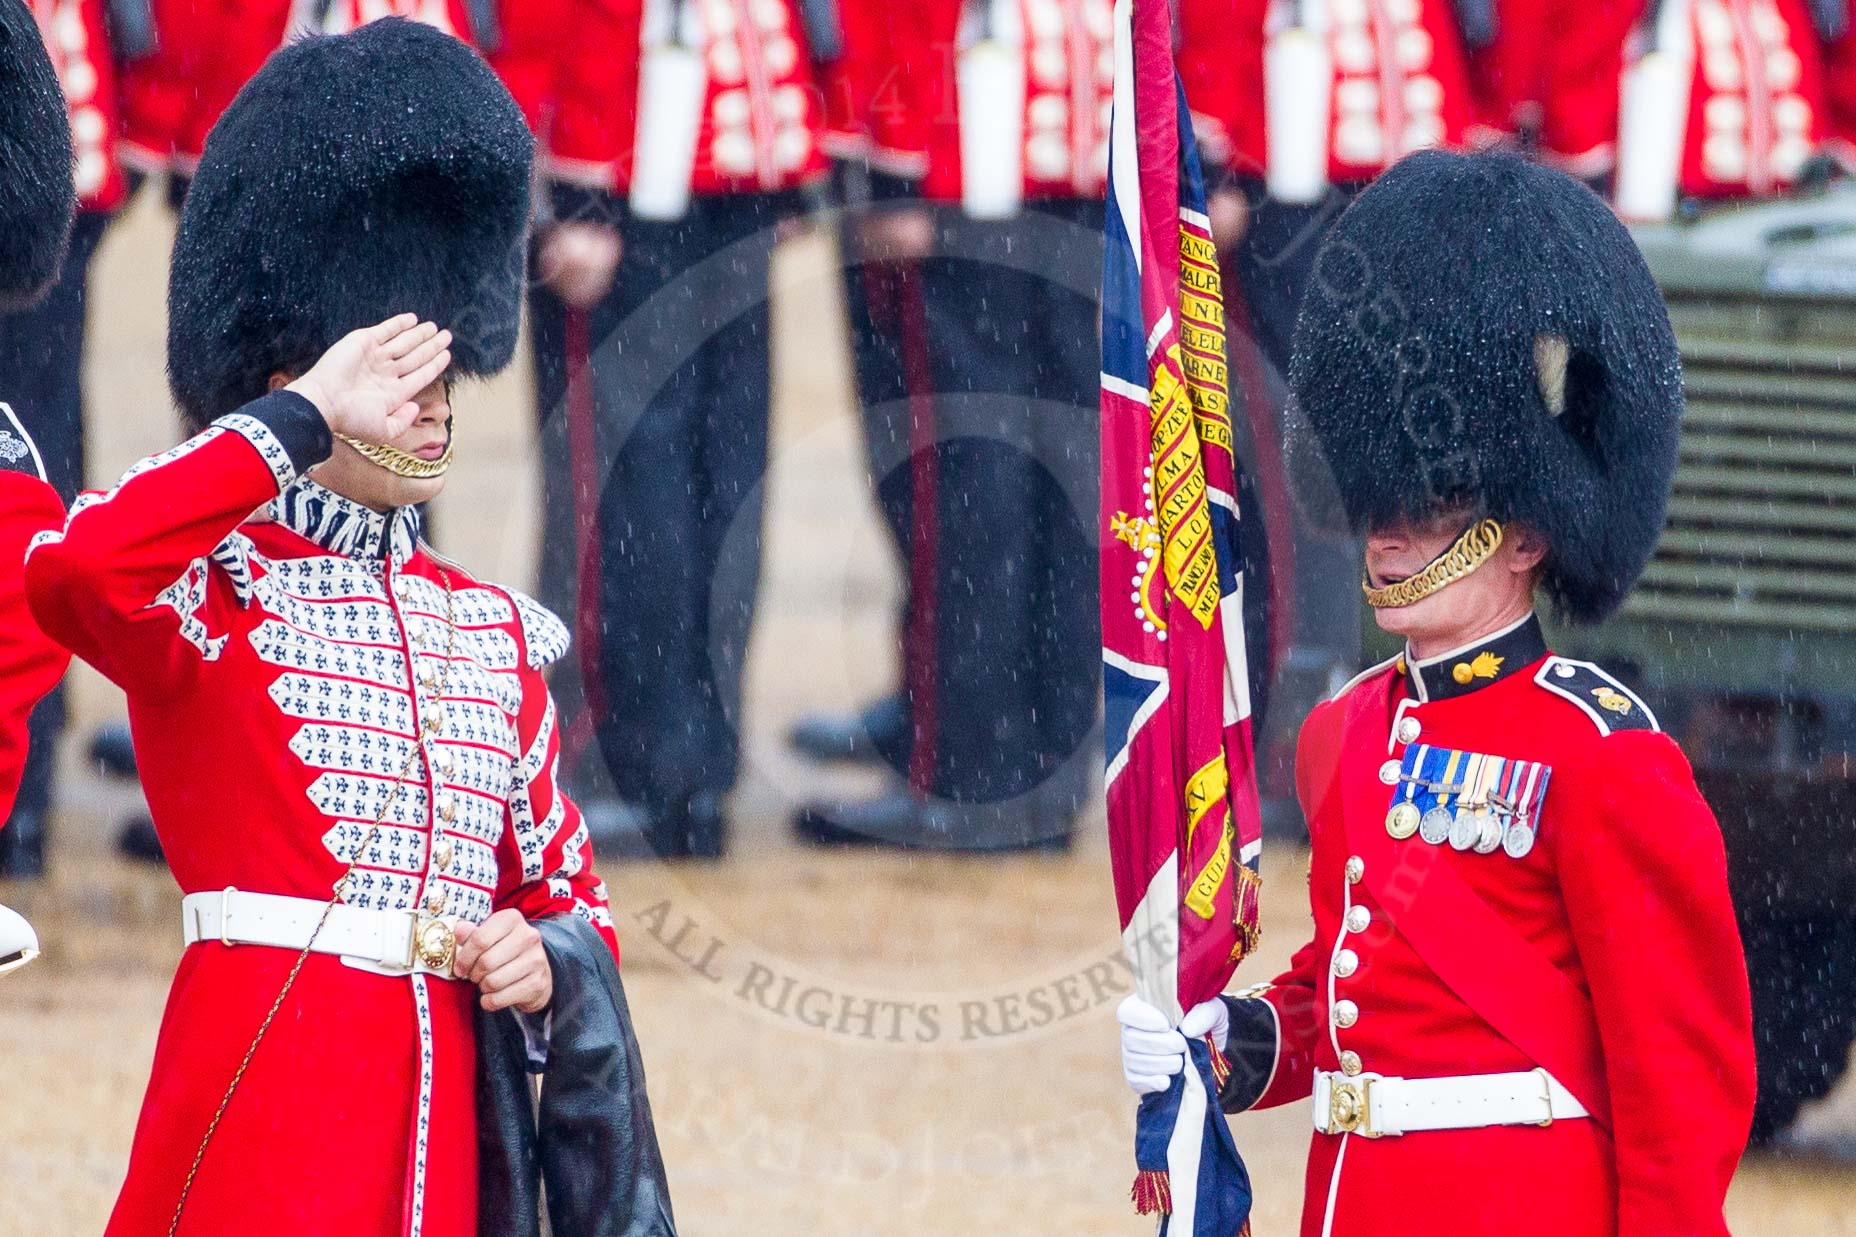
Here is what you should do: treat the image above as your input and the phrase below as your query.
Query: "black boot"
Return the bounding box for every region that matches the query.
[0,807,46,878]
[88,721,138,779]
[787,693,907,765]
[116,813,166,864]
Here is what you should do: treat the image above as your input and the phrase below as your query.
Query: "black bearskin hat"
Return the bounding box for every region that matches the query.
[1288,149,1683,625]
[168,18,533,426]
[0,0,76,311]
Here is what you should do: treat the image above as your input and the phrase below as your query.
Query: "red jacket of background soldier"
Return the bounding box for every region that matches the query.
[1468,0,1639,178]
[1220,626,1755,1237]
[0,409,71,820]
[120,0,482,176]
[539,0,829,201]
[1487,0,1839,198]
[839,0,1250,205]
[1189,0,1476,188]
[26,0,126,211]
[820,0,934,183]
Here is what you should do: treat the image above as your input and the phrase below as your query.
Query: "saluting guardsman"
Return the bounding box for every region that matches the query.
[527,0,833,858]
[1118,151,1756,1236]
[0,0,127,879]
[26,21,669,1233]
[0,0,79,965]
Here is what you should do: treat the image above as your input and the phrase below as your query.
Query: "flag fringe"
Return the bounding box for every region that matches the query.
[1207,1034,1232,1090]
[1131,1168,1173,1216]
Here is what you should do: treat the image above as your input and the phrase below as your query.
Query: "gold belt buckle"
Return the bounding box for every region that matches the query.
[412,914,457,975]
[1327,1076,1378,1138]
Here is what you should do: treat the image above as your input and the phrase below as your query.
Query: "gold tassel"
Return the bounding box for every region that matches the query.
[1131,1169,1173,1216]
[1207,1035,1232,1090]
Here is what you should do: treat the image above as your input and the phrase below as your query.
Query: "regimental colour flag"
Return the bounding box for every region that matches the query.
[1099,0,1263,1233]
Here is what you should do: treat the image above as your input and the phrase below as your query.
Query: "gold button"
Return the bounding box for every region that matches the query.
[1333,999,1359,1029]
[1452,663,1474,685]
[420,671,439,691]
[1378,760,1401,785]
[423,709,444,733]
[1395,717,1421,744]
[1333,948,1359,978]
[424,890,445,913]
[1339,1050,1363,1076]
[438,796,457,823]
[433,841,454,871]
[1345,856,1365,884]
[1345,905,1371,933]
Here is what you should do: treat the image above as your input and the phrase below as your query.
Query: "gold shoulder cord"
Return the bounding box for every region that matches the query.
[169,568,457,1237]
[1361,518,1505,609]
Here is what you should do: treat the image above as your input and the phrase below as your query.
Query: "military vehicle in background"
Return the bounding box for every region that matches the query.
[1554,187,1856,1143]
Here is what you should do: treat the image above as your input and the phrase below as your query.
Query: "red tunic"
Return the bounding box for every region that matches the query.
[544,0,829,197]
[26,393,617,1237]
[121,0,481,174]
[1206,0,1475,185]
[1470,0,1641,177]
[26,0,127,210]
[1228,619,1754,1237]
[1637,0,1829,198]
[0,405,70,820]
[821,0,935,180]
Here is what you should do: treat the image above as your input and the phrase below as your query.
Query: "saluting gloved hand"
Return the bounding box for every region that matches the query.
[1119,994,1230,1096]
[284,313,454,443]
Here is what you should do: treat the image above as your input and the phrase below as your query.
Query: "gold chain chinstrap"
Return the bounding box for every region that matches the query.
[1361,518,1506,609]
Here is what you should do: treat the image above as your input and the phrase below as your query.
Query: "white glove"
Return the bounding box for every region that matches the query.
[1119,994,1186,1095]
[1180,996,1230,1052]
[1118,995,1234,1096]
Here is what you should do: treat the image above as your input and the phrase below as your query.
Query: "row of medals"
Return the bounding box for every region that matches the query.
[1386,792,1537,859]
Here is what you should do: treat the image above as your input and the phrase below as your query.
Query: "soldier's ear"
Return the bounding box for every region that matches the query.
[1507,523,1551,573]
[1533,333,1570,417]
[266,372,294,394]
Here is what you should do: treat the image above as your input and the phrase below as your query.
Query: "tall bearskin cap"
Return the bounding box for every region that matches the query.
[1288,150,1683,625]
[168,18,533,426]
[0,0,76,311]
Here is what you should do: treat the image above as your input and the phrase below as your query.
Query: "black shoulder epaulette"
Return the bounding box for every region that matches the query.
[1533,657,1660,735]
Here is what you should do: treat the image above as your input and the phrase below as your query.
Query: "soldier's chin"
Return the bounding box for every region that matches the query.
[1369,586,1452,637]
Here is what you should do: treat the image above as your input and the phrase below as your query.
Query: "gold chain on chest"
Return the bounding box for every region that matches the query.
[169,566,457,1236]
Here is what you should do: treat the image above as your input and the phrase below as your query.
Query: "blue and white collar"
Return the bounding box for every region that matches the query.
[271,477,422,567]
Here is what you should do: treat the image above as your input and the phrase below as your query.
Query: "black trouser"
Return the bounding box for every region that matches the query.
[898,200,1104,818]
[530,195,785,812]
[0,209,109,867]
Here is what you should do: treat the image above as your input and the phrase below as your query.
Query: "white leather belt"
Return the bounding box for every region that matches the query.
[181,887,461,979]
[1313,1067,1588,1138]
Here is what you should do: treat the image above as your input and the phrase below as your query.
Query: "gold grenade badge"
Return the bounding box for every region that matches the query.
[1591,687,1633,715]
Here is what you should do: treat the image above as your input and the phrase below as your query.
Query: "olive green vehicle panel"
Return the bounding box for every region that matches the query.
[1547,189,1856,696]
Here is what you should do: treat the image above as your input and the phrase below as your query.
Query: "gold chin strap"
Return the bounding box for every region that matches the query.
[335,432,454,479]
[1362,517,1505,609]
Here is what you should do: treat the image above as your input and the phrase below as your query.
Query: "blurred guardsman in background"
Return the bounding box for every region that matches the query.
[0,0,126,878]
[789,0,1122,851]
[529,0,832,860]
[0,0,80,963]
[783,1,938,778]
[1118,150,1756,1235]
[1573,0,1848,218]
[22,22,668,1232]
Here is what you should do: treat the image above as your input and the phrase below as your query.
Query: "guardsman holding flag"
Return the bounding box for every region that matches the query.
[1101,0,1265,1232]
[1121,150,1756,1236]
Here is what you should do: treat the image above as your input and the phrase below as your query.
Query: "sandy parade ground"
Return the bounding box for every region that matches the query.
[4,195,1856,1236]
